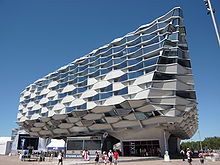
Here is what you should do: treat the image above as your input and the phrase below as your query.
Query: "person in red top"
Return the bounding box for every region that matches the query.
[113,150,119,165]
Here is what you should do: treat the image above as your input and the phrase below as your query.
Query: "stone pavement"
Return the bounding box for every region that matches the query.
[0,155,220,165]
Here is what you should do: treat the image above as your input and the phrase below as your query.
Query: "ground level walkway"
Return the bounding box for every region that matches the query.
[0,155,219,165]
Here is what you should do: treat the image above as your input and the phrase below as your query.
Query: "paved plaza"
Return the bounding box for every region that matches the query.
[0,156,220,165]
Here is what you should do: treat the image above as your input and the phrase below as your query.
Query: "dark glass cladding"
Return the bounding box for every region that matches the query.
[19,7,185,115]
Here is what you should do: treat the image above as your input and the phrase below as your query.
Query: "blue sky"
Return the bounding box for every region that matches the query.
[0,0,219,141]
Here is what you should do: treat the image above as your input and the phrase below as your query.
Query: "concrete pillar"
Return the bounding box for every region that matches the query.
[159,130,170,155]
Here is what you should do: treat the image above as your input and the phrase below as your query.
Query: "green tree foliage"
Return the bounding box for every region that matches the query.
[181,137,220,150]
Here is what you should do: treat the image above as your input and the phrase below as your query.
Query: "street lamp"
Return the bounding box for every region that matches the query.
[203,0,220,47]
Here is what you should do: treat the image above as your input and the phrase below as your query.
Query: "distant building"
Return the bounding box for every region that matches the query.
[0,137,12,155]
[17,7,198,156]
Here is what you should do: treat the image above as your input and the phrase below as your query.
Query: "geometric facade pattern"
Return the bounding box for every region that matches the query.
[17,7,198,140]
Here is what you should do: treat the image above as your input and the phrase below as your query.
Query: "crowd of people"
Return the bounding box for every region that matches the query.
[81,149,119,165]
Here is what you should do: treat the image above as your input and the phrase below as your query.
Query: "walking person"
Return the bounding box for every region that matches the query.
[180,149,185,161]
[94,151,99,165]
[84,150,90,161]
[113,150,119,165]
[57,152,63,165]
[186,148,193,165]
[108,150,113,165]
[102,151,108,165]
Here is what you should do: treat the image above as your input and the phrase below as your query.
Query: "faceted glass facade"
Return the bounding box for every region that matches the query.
[17,7,198,140]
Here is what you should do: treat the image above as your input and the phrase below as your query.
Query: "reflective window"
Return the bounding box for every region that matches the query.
[168,32,179,41]
[89,70,100,78]
[68,65,77,71]
[128,37,141,46]
[128,71,144,79]
[143,43,161,54]
[58,93,67,98]
[78,65,88,72]
[68,89,77,95]
[77,87,87,93]
[129,62,143,71]
[127,46,141,54]
[78,80,87,87]
[114,87,128,95]
[76,103,87,110]
[100,92,113,99]
[100,84,112,92]
[114,61,127,70]
[101,60,113,68]
[59,83,67,89]
[89,56,99,63]
[114,74,128,82]
[88,67,98,73]
[100,68,112,75]
[78,76,88,82]
[142,33,156,42]
[145,66,156,74]
[128,57,142,66]
[127,49,142,59]
[99,47,110,53]
[143,57,158,67]
[127,34,139,42]
[101,56,112,63]
[113,45,126,53]
[113,57,126,65]
[66,106,75,113]
[114,49,127,58]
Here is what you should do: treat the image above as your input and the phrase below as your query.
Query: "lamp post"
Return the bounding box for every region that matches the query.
[204,0,220,47]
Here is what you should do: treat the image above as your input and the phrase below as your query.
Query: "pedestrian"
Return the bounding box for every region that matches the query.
[108,150,113,165]
[186,148,193,165]
[84,150,90,161]
[113,150,119,165]
[95,151,99,165]
[180,149,185,161]
[199,152,205,164]
[102,151,108,165]
[57,152,63,165]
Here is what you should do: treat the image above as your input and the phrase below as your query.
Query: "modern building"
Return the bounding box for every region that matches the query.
[17,7,198,156]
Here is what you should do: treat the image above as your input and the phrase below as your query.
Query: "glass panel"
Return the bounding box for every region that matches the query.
[168,32,179,40]
[100,84,113,92]
[58,93,67,98]
[101,60,113,68]
[66,106,75,113]
[113,45,126,53]
[100,92,113,99]
[114,49,127,58]
[114,61,127,70]
[113,57,126,65]
[127,49,142,59]
[100,68,112,75]
[88,70,99,78]
[101,56,112,63]
[128,57,142,66]
[128,62,143,71]
[128,71,144,79]
[127,34,140,42]
[143,43,161,54]
[89,56,99,63]
[143,57,158,67]
[127,46,141,54]
[114,87,128,95]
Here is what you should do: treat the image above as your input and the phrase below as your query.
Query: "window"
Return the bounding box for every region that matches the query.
[128,71,144,79]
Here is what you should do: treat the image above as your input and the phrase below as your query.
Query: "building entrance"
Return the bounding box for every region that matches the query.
[123,140,160,156]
